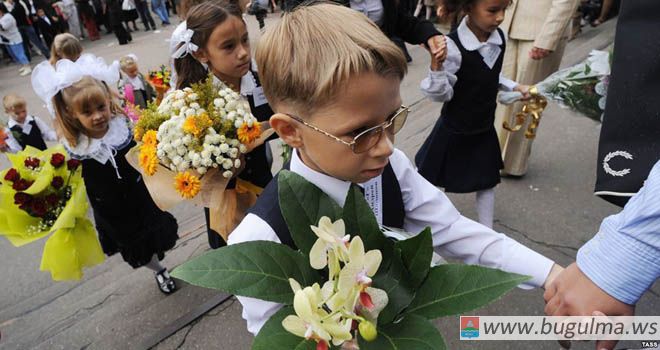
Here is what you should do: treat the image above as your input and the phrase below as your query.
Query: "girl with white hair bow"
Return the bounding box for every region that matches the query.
[31,54,181,294]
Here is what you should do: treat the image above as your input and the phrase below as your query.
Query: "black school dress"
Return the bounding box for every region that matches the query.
[66,118,179,268]
[415,29,506,194]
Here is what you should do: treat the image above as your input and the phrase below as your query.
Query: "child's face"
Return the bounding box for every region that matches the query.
[275,73,402,184]
[123,64,139,79]
[8,105,28,123]
[37,9,45,17]
[201,16,251,84]
[468,0,509,34]
[73,97,112,138]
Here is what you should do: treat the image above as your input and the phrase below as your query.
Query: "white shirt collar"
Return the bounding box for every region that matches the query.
[63,117,131,163]
[8,115,35,134]
[457,16,502,51]
[239,70,257,96]
[290,150,357,207]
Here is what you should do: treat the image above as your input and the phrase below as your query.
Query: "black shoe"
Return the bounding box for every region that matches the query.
[155,269,176,294]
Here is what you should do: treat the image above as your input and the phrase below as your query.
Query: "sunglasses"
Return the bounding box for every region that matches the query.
[285,106,409,154]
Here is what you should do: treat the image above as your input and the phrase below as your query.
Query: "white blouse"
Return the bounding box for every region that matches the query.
[228,148,555,335]
[421,17,518,102]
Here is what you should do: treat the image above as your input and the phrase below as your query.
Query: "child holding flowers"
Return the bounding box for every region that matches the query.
[227,3,562,336]
[31,54,180,294]
[414,0,531,229]
[172,1,276,249]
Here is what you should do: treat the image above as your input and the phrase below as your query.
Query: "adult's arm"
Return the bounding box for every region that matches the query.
[534,0,579,51]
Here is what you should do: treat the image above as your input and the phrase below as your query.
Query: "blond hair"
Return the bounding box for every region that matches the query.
[255,3,407,114]
[3,93,27,113]
[119,55,138,71]
[52,77,123,146]
[49,33,83,65]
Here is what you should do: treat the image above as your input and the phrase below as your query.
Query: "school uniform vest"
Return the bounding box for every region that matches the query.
[238,69,276,188]
[440,29,506,134]
[248,163,406,249]
[10,119,47,151]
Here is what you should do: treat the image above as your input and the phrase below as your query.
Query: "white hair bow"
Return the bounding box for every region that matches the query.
[171,21,199,59]
[31,53,120,116]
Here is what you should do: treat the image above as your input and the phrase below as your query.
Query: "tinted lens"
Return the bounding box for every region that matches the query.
[353,128,382,153]
[391,107,408,134]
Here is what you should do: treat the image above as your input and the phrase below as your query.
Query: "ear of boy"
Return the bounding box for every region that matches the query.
[269,113,303,148]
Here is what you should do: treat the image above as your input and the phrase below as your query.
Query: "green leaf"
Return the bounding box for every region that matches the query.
[358,314,446,350]
[342,184,394,262]
[278,170,343,256]
[372,249,415,324]
[394,228,433,288]
[171,241,320,304]
[404,264,530,318]
[252,306,317,350]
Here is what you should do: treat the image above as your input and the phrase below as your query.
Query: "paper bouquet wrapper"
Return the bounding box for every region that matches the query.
[126,127,275,241]
[0,146,105,281]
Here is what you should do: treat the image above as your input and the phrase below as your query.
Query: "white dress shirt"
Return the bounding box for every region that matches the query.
[228,148,555,335]
[421,17,518,102]
[125,74,145,91]
[0,13,22,44]
[5,115,57,153]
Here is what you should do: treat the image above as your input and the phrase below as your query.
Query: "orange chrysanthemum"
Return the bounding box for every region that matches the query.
[141,130,158,148]
[174,171,201,199]
[183,112,212,138]
[237,122,262,144]
[139,145,158,176]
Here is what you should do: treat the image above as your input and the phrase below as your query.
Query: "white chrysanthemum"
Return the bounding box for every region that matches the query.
[197,167,207,175]
[223,170,233,178]
[234,159,241,168]
[222,159,233,169]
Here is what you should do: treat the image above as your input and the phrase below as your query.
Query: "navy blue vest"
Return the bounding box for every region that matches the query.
[10,119,48,151]
[440,29,506,134]
[248,163,406,249]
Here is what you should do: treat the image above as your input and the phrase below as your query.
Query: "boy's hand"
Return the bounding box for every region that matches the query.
[514,84,532,101]
[426,35,447,71]
[542,263,563,290]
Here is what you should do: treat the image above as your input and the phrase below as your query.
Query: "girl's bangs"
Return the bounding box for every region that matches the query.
[70,83,109,112]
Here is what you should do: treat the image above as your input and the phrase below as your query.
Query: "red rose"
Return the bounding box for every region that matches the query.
[51,176,64,190]
[24,157,40,169]
[4,168,20,182]
[50,153,66,168]
[67,159,81,171]
[45,193,60,206]
[30,198,47,218]
[14,192,32,206]
[12,179,33,191]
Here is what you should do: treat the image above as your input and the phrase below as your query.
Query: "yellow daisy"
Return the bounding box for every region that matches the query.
[139,146,158,176]
[141,130,158,148]
[237,122,262,144]
[174,171,201,199]
[134,126,144,142]
[183,113,212,138]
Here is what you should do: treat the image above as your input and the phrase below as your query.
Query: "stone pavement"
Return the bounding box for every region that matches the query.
[0,12,657,350]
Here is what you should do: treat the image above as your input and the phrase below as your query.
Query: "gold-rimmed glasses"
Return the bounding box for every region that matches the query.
[284,105,409,154]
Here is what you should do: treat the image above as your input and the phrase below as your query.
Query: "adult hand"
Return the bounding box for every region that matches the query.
[529,47,551,60]
[426,35,446,63]
[544,263,635,350]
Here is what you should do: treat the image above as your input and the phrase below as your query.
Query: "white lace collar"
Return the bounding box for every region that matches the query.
[62,116,132,164]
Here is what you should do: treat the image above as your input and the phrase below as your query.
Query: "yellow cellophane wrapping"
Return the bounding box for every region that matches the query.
[0,145,105,281]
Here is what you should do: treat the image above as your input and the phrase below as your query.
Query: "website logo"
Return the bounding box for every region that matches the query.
[461,316,480,339]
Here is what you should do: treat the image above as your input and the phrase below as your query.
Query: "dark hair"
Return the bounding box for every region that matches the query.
[174,1,243,89]
[0,3,8,13]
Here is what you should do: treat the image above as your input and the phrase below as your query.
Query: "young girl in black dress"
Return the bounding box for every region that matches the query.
[415,0,530,228]
[172,1,276,249]
[44,57,179,294]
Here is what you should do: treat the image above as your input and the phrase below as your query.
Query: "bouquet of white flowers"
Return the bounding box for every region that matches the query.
[127,75,272,238]
[499,50,611,138]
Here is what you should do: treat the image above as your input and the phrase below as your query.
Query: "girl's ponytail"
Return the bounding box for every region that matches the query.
[174,53,209,89]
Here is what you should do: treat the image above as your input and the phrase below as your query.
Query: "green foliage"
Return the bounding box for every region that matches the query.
[358,314,446,350]
[252,307,319,350]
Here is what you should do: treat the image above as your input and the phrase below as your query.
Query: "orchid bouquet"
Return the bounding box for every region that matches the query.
[499,50,611,122]
[172,171,529,349]
[0,145,104,281]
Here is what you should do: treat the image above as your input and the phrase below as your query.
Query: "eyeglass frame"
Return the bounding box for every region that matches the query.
[283,105,409,154]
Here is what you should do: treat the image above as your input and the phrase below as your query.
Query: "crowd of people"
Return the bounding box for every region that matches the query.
[0,0,656,348]
[0,0,182,76]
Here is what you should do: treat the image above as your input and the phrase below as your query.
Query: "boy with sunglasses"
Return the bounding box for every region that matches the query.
[227,3,563,334]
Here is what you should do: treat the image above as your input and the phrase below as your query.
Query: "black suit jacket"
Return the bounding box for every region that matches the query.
[284,0,440,45]
[20,0,54,18]
[9,1,31,27]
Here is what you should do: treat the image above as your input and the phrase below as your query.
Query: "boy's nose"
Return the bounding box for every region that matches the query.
[369,132,394,159]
